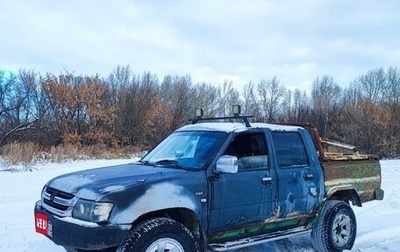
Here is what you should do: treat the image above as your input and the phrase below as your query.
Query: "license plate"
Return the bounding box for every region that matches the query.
[35,212,48,235]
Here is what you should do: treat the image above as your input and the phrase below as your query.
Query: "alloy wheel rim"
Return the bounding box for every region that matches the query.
[332,212,351,247]
[145,238,185,252]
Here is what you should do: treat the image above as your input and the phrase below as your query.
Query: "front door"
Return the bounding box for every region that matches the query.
[208,131,277,240]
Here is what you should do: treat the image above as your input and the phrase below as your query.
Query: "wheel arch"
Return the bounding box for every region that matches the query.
[326,185,362,207]
[117,216,199,252]
[130,207,205,248]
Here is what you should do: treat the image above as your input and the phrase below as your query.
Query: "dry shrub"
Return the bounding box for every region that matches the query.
[1,142,138,171]
[50,144,86,162]
[63,133,81,146]
[84,145,141,159]
[48,144,139,161]
[2,142,41,166]
[117,145,142,158]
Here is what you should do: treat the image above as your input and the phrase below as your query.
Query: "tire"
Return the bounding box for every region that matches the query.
[117,217,198,252]
[311,200,357,252]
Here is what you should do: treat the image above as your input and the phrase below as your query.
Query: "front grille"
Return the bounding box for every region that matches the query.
[46,187,74,200]
[43,198,69,211]
[42,186,78,217]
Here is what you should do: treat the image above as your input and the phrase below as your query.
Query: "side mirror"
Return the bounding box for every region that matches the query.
[216,155,238,174]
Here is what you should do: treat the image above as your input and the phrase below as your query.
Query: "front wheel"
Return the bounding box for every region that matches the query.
[311,200,357,252]
[117,217,198,252]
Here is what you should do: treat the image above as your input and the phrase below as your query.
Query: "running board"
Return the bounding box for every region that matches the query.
[208,227,311,251]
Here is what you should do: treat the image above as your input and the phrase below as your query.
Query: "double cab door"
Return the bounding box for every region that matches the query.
[208,129,322,240]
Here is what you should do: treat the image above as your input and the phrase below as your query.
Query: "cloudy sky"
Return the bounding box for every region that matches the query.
[1,0,399,91]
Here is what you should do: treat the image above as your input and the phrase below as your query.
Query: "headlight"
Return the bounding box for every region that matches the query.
[72,199,113,223]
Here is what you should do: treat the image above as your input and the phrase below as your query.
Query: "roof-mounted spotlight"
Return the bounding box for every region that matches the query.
[232,105,241,116]
[195,108,204,118]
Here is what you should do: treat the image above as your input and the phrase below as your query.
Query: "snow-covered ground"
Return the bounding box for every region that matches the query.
[0,159,399,251]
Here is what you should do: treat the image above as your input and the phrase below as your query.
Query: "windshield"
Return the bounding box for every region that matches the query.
[141,131,227,170]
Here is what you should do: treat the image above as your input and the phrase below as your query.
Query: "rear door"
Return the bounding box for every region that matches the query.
[271,130,320,218]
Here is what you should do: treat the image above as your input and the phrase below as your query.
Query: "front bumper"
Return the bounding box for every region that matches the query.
[34,200,131,250]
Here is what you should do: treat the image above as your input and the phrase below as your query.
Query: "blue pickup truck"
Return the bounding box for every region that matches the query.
[34,107,384,252]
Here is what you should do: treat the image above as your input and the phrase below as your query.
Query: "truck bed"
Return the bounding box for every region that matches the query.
[322,153,383,203]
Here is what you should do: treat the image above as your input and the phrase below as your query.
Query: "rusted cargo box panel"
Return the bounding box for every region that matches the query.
[323,157,382,203]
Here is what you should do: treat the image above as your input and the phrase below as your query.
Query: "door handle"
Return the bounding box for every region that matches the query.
[304,173,314,179]
[262,177,272,183]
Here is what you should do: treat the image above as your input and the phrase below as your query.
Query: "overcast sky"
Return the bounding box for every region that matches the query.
[1,0,399,92]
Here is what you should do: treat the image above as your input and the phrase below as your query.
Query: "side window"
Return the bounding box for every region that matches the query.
[272,131,308,168]
[224,132,269,170]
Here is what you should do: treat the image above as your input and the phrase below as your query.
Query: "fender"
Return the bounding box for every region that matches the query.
[110,182,201,224]
[326,185,362,207]
[308,186,360,229]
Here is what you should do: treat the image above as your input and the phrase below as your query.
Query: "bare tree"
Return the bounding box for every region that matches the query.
[280,89,292,122]
[216,80,240,117]
[0,70,44,145]
[356,68,387,104]
[242,82,261,120]
[192,83,219,117]
[115,71,160,146]
[339,68,391,155]
[160,75,192,131]
[107,65,133,105]
[385,67,400,139]
[292,89,311,122]
[257,76,286,123]
[0,71,15,116]
[310,75,342,137]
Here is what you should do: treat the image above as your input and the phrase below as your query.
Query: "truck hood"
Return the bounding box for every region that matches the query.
[46,162,195,200]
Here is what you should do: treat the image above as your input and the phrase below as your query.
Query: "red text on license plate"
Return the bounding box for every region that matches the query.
[35,212,48,235]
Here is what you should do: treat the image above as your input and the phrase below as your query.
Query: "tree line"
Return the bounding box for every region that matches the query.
[1,65,399,157]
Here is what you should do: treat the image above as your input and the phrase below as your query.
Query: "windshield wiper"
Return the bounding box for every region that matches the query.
[137,160,150,165]
[155,159,184,169]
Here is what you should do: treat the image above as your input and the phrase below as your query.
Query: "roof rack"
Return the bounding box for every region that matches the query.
[190,105,252,127]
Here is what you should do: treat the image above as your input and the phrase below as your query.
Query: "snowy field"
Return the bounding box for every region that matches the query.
[0,159,399,252]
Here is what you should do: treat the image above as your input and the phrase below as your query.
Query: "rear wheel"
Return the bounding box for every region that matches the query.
[311,200,356,252]
[117,217,198,252]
